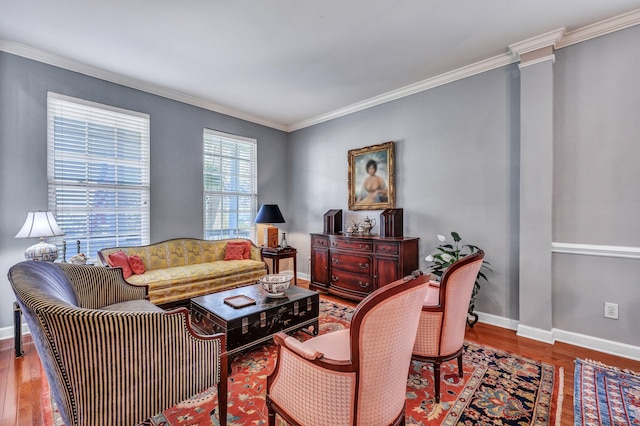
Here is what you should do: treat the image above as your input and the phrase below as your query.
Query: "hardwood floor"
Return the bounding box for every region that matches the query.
[3,280,640,425]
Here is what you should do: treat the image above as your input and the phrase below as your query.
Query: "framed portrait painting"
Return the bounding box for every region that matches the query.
[348,141,395,210]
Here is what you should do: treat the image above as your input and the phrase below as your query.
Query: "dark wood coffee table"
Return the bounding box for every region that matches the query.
[190,284,319,357]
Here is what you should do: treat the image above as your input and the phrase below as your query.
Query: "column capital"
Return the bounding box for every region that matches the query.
[509,28,565,67]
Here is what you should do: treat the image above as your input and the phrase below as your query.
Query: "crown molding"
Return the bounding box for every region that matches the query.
[557,8,640,49]
[288,53,518,132]
[3,7,640,133]
[291,9,640,131]
[0,40,288,132]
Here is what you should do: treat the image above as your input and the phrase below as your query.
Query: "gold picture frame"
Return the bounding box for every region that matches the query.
[348,141,395,210]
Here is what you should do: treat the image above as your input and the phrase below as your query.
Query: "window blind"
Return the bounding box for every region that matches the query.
[203,129,257,241]
[47,92,150,260]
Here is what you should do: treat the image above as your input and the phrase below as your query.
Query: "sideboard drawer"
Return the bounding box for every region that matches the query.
[330,252,372,275]
[374,242,399,255]
[310,233,419,302]
[312,235,329,248]
[330,239,373,252]
[330,270,373,294]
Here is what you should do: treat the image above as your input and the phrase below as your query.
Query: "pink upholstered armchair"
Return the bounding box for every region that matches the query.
[412,251,484,403]
[266,271,430,426]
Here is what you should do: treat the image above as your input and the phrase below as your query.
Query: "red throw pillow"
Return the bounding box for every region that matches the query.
[227,241,251,259]
[242,241,251,259]
[224,243,245,260]
[108,251,133,278]
[128,255,146,275]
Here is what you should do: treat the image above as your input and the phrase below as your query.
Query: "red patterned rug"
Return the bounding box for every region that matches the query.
[47,300,562,425]
[574,358,640,425]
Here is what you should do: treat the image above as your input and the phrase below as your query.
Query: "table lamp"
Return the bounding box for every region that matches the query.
[254,204,285,248]
[15,211,65,261]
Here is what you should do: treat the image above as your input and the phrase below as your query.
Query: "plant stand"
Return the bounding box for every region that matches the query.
[467,282,479,327]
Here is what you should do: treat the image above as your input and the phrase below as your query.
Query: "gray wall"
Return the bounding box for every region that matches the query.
[552,27,640,344]
[0,52,289,329]
[287,24,640,348]
[287,66,519,320]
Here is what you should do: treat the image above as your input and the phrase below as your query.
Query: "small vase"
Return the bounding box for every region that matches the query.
[280,233,288,248]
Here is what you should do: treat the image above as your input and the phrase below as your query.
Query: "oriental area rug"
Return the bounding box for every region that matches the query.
[574,358,640,425]
[47,300,563,426]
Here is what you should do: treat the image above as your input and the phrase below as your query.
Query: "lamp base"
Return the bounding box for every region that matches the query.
[25,240,58,261]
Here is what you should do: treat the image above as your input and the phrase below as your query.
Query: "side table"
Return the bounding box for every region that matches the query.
[262,247,298,286]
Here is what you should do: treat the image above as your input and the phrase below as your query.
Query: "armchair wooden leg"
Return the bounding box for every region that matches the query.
[266,397,276,426]
[218,354,228,426]
[434,362,441,403]
[457,353,463,377]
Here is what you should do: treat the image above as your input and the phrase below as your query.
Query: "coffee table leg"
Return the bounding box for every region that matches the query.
[300,319,319,336]
[293,255,297,286]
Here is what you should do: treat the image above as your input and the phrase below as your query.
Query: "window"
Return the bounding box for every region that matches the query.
[47,93,150,260]
[203,129,257,241]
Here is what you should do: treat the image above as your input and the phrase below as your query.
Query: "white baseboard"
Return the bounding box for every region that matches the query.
[298,272,310,281]
[553,329,640,361]
[517,324,555,344]
[0,323,29,341]
[491,315,640,361]
[476,311,519,331]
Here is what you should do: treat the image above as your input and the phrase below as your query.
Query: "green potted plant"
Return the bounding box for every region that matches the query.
[424,232,491,327]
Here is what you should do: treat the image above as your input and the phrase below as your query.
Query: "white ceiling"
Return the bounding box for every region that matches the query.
[1,1,640,131]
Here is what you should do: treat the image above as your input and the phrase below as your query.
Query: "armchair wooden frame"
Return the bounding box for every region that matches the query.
[412,251,484,403]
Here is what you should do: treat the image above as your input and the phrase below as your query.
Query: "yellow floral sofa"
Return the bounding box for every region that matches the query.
[98,238,267,305]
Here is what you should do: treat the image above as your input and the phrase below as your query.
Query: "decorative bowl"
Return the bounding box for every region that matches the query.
[70,254,87,265]
[259,274,293,298]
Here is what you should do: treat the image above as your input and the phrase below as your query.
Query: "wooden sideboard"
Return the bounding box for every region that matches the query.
[310,233,420,301]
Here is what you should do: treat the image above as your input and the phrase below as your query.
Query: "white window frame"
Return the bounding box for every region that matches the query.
[47,92,150,260]
[203,129,258,241]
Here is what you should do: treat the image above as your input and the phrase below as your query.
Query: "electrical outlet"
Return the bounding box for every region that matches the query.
[604,302,619,320]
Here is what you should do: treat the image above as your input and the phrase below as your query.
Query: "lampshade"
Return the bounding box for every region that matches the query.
[15,211,64,261]
[254,204,285,224]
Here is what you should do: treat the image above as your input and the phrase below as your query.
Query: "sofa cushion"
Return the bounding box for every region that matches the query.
[125,260,266,289]
[108,251,133,278]
[100,299,164,312]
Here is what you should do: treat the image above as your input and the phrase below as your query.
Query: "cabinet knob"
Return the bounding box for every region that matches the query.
[331,275,339,282]
[331,258,339,264]
[359,281,369,288]
[358,262,369,269]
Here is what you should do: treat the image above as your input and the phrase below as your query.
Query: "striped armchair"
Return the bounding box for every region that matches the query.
[412,251,484,403]
[266,271,429,426]
[8,261,227,426]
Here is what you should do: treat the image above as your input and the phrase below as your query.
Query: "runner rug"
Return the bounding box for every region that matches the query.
[574,357,640,425]
[47,300,563,425]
